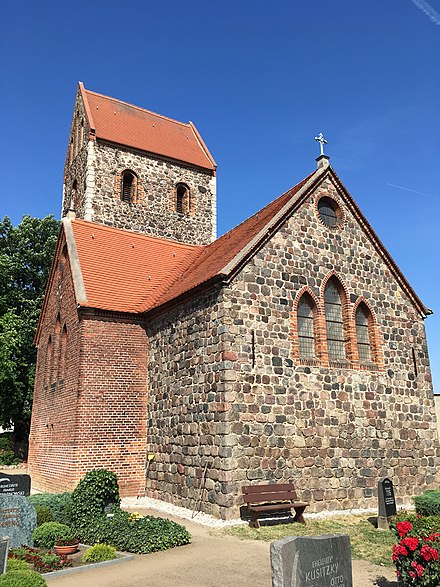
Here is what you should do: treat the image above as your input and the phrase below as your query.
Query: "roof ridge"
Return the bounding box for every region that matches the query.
[72,219,202,251]
[84,88,192,129]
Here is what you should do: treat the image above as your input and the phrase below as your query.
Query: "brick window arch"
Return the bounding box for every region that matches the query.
[324,277,348,361]
[70,179,78,211]
[121,170,137,203]
[355,303,372,363]
[297,293,317,359]
[176,183,190,215]
[45,336,52,388]
[353,299,382,368]
[59,325,68,383]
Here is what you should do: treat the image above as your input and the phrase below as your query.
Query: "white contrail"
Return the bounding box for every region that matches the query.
[411,0,440,25]
[386,183,436,198]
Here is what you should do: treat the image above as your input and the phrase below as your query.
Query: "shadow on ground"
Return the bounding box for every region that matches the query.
[375,576,398,587]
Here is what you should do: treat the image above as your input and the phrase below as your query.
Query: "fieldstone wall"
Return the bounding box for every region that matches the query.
[146,291,237,519]
[144,172,439,519]
[62,88,90,218]
[91,142,216,244]
[221,173,439,513]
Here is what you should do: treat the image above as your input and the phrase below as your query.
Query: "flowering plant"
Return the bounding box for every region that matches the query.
[392,520,440,586]
[9,545,72,572]
[56,536,79,546]
[128,511,144,522]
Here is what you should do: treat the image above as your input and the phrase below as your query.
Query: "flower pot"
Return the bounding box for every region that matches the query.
[54,542,79,556]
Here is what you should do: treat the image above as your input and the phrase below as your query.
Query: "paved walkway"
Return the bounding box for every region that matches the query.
[45,508,398,587]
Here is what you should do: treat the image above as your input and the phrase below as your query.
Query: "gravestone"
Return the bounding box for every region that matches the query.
[0,473,31,497]
[378,478,397,530]
[0,537,9,574]
[0,495,36,548]
[270,534,352,587]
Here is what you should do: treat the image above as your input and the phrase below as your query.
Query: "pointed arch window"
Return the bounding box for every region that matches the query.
[59,325,68,382]
[176,183,190,215]
[121,170,137,203]
[297,294,316,359]
[46,336,52,387]
[356,303,372,363]
[324,278,346,360]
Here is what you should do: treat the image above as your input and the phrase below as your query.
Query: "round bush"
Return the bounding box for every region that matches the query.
[36,506,53,526]
[28,493,72,526]
[32,522,76,548]
[82,543,117,563]
[5,560,29,572]
[414,489,440,516]
[71,470,120,534]
[0,570,47,586]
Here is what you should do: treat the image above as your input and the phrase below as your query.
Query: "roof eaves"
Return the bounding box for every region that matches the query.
[189,121,217,171]
[63,218,87,306]
[219,167,326,276]
[79,82,96,135]
[328,168,432,318]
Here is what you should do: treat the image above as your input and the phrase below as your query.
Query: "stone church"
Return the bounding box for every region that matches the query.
[28,83,439,520]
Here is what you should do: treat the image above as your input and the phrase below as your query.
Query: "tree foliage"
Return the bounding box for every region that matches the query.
[0,215,59,444]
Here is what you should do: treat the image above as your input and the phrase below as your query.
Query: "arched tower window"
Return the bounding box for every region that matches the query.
[297,294,316,359]
[355,303,372,363]
[121,170,136,203]
[176,183,190,215]
[324,278,346,360]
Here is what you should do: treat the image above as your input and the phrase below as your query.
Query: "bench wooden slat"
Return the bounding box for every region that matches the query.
[243,491,299,504]
[249,502,308,513]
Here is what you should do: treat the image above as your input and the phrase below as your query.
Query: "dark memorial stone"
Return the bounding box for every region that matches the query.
[0,495,36,548]
[0,473,31,497]
[378,478,396,530]
[0,537,8,574]
[270,534,352,587]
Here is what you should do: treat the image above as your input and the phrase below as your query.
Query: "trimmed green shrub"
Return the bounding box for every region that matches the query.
[0,570,47,586]
[0,451,21,466]
[28,493,72,526]
[5,560,29,572]
[71,470,120,534]
[35,506,53,526]
[32,522,76,549]
[414,490,440,517]
[78,509,191,554]
[82,543,118,563]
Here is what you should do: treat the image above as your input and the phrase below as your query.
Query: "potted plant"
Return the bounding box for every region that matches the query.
[53,527,79,555]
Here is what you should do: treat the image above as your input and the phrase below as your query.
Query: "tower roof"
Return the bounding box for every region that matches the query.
[79,83,216,172]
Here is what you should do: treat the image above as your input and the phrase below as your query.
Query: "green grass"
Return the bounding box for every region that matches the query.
[224,514,395,567]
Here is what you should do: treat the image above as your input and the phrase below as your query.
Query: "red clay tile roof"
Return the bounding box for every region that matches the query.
[70,220,202,314]
[68,172,315,314]
[80,84,216,172]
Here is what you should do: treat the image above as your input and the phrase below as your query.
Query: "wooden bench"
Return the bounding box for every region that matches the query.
[242,483,309,529]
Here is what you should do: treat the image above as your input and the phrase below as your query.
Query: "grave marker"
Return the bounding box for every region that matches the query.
[0,495,36,548]
[270,533,353,587]
[0,473,31,497]
[378,478,397,530]
[0,537,9,574]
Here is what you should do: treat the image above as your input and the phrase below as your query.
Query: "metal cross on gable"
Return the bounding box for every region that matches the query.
[314,132,328,156]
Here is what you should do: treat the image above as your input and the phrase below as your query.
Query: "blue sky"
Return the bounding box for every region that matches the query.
[1,1,439,391]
